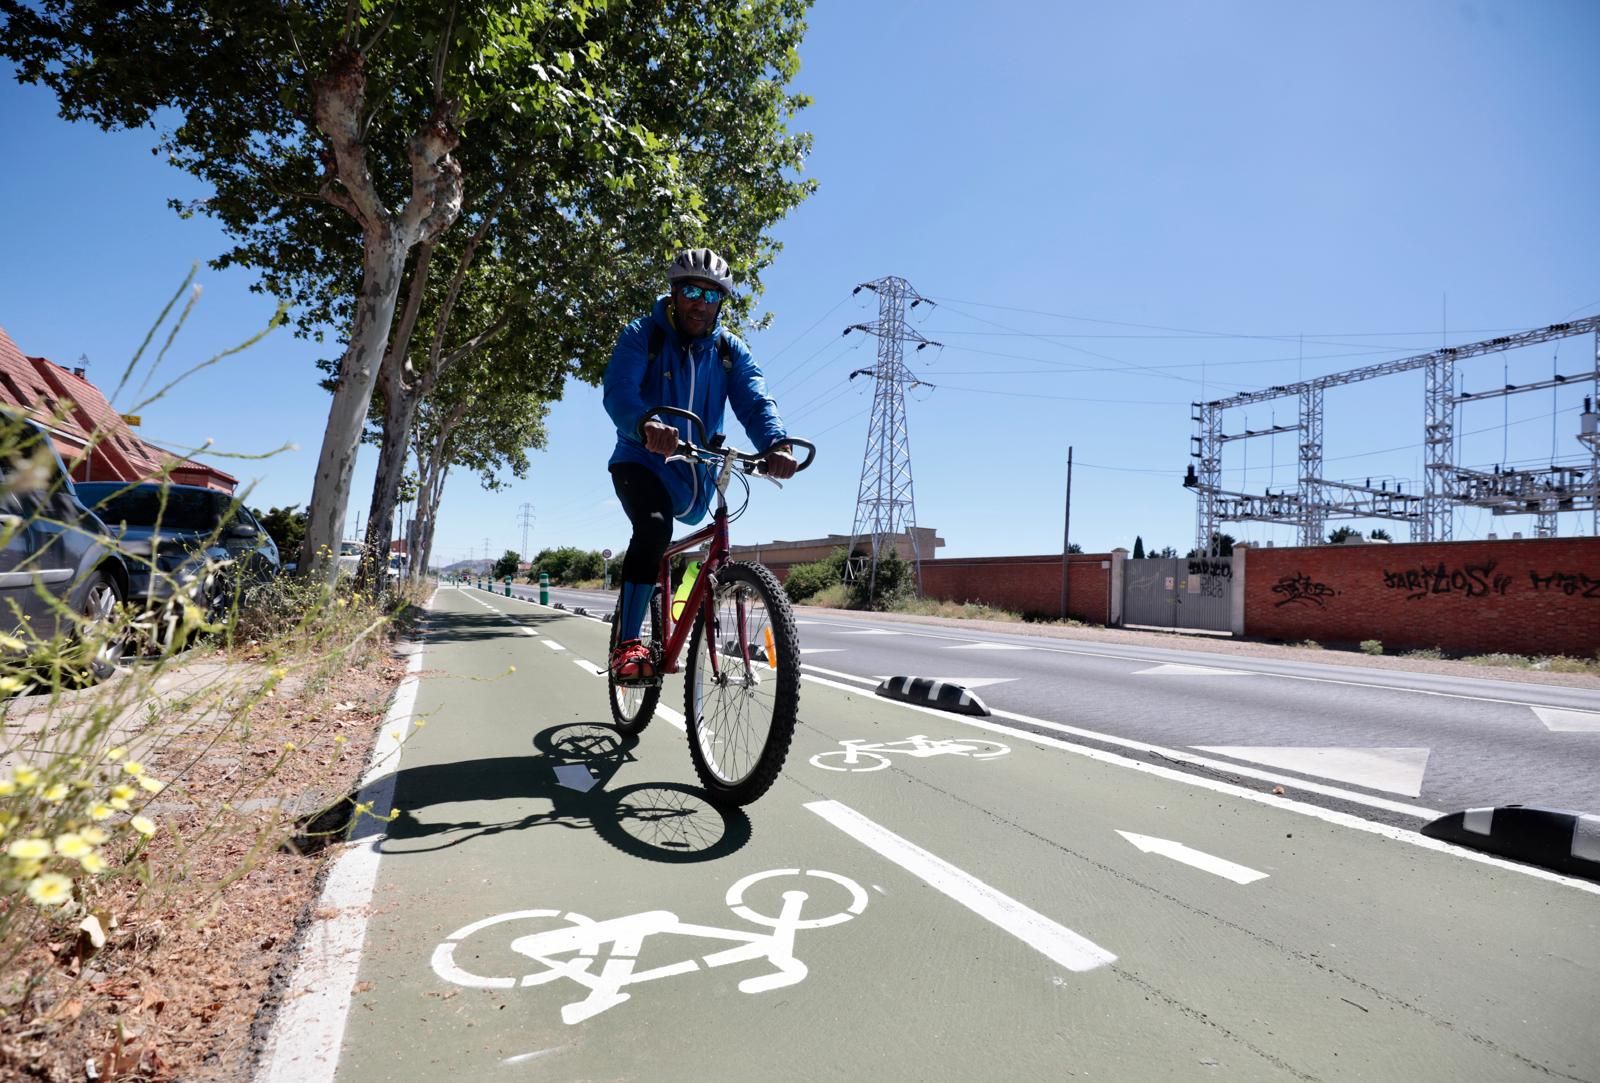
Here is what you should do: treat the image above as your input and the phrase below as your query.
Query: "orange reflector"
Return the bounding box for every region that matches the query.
[764,627,777,669]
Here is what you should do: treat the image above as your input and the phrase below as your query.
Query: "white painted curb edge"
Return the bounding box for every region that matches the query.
[253,592,433,1083]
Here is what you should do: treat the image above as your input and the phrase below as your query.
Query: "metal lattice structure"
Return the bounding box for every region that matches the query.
[842,276,941,593]
[1187,319,1600,550]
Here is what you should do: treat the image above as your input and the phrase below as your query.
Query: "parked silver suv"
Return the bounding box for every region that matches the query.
[0,413,131,681]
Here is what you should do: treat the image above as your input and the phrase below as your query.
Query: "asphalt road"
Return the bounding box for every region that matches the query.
[262,584,1600,1083]
[528,583,1600,823]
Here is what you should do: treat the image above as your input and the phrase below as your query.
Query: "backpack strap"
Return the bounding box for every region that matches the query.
[649,323,733,373]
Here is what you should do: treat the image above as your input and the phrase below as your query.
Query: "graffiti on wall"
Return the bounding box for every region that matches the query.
[1382,561,1514,602]
[1271,573,1338,608]
[1187,559,1232,580]
[1529,571,1600,598]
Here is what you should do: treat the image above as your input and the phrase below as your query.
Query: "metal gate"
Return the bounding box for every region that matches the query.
[1122,556,1233,631]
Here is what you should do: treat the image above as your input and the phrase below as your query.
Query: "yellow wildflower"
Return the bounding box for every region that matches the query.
[15,765,39,787]
[26,873,73,907]
[106,747,127,762]
[42,783,69,802]
[13,858,42,878]
[130,815,157,837]
[79,826,109,845]
[269,667,288,680]
[7,838,51,860]
[0,632,25,651]
[283,741,296,752]
[110,784,136,802]
[79,851,107,874]
[333,735,348,745]
[88,803,114,821]
[138,776,165,793]
[122,761,146,778]
[109,797,130,812]
[0,675,24,694]
[54,833,91,858]
[0,778,14,796]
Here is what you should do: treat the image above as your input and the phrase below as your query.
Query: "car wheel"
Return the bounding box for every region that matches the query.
[79,571,127,682]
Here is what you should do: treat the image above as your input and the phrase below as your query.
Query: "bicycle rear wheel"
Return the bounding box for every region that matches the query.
[683,561,801,805]
[608,586,663,735]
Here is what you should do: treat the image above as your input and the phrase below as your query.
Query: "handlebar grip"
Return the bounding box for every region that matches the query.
[779,438,817,472]
[637,406,707,446]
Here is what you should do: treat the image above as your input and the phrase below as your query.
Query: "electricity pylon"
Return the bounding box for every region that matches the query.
[843,276,941,596]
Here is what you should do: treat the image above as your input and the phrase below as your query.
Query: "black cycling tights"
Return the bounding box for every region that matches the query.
[611,462,675,585]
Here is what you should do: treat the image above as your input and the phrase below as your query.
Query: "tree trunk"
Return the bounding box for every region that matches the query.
[417,466,449,577]
[299,232,409,581]
[359,386,421,591]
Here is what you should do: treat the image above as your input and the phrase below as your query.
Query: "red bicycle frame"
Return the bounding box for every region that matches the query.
[650,502,737,678]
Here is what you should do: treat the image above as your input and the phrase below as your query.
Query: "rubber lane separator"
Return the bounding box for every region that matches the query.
[806,799,1115,973]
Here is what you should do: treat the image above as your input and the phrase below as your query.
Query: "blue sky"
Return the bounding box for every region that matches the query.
[2,0,1597,567]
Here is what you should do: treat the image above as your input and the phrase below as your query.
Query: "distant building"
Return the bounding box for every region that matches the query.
[0,325,236,492]
[729,527,944,577]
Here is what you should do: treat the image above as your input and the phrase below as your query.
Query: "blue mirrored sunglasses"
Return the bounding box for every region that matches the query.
[676,283,725,304]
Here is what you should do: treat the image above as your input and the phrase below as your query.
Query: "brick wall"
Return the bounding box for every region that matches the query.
[1244,537,1600,656]
[917,554,1112,623]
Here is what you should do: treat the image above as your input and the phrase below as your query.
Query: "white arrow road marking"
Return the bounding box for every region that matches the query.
[806,799,1115,973]
[1191,746,1431,797]
[870,676,1017,689]
[1532,706,1600,733]
[553,765,597,793]
[945,642,1032,651]
[1116,831,1268,885]
[1133,663,1252,676]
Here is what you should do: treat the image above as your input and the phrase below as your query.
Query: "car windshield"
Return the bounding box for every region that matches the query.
[340,542,363,555]
[76,484,241,533]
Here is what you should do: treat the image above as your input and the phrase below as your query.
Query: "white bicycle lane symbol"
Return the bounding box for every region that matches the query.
[430,869,867,1025]
[809,734,1011,773]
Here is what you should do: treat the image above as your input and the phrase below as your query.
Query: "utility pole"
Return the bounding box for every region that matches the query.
[518,502,536,559]
[1060,446,1073,620]
[843,276,942,597]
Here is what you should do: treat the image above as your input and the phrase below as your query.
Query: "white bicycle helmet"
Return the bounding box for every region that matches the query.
[667,248,735,294]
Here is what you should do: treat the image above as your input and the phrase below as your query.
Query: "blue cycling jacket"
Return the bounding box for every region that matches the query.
[603,296,788,525]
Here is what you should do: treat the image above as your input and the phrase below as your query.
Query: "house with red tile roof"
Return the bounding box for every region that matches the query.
[0,325,237,492]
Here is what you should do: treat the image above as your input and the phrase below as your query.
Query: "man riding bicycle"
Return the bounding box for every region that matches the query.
[602,248,797,681]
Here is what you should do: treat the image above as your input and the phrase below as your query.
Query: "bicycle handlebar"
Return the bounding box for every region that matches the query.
[637,407,817,474]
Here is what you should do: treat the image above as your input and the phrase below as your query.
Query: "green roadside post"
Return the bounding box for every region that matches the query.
[504,575,512,597]
[539,572,550,606]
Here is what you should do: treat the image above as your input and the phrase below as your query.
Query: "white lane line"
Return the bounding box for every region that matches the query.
[541,640,566,652]
[572,658,604,677]
[656,704,687,732]
[802,663,1435,819]
[796,670,1600,897]
[517,626,538,637]
[255,597,433,1083]
[806,799,1116,972]
[1116,831,1269,885]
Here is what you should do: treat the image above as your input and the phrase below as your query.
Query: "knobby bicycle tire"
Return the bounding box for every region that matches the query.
[608,586,663,735]
[683,561,801,806]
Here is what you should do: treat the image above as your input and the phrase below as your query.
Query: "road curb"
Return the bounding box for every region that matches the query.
[1421,805,1600,882]
[874,676,990,717]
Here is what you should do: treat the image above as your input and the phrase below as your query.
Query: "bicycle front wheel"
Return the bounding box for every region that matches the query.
[608,586,663,736]
[683,561,801,805]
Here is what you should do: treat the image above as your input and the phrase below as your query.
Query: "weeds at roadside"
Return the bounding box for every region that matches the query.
[1403,647,1445,660]
[1360,639,1384,655]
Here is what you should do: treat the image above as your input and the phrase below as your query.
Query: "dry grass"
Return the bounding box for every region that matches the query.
[0,578,425,1081]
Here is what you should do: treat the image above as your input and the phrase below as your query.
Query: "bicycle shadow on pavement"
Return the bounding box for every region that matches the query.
[416,608,568,645]
[379,722,751,864]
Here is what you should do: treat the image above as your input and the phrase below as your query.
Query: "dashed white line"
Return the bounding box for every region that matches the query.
[806,799,1116,972]
[572,658,604,676]
[541,640,566,652]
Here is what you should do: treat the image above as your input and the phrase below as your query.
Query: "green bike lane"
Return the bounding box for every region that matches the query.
[313,586,1598,1082]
